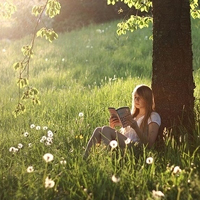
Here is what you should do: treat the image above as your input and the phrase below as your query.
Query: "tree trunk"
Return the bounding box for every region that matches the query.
[152,0,195,141]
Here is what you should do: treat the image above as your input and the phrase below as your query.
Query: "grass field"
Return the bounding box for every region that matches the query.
[0,18,200,200]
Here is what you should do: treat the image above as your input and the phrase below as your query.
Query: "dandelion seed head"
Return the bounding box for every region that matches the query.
[146,157,154,164]
[9,147,16,152]
[41,136,47,141]
[23,132,29,137]
[45,141,52,146]
[152,190,165,198]
[30,124,35,129]
[43,153,54,162]
[173,166,182,174]
[45,177,55,188]
[47,137,53,142]
[36,126,41,130]
[47,131,53,138]
[111,175,120,183]
[40,139,44,143]
[79,112,84,117]
[18,143,23,149]
[43,126,48,130]
[27,166,34,173]
[109,140,118,149]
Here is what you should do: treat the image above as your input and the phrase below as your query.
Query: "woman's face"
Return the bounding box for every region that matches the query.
[133,92,146,109]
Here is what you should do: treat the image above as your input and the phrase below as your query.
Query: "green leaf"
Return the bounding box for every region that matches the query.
[13,62,23,70]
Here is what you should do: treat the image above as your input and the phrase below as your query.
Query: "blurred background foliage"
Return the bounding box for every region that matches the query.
[0,0,139,40]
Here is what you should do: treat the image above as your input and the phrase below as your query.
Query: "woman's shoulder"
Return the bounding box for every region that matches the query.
[148,111,161,126]
[150,111,161,118]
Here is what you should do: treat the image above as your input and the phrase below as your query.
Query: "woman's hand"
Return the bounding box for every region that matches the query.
[109,116,121,128]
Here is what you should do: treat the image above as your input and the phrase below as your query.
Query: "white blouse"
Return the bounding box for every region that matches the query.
[120,112,161,142]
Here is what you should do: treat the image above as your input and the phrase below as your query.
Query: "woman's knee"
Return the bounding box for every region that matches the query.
[92,127,102,137]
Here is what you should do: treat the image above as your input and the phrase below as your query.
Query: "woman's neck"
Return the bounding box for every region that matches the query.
[138,108,146,117]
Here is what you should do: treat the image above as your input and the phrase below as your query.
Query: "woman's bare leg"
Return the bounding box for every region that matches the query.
[84,127,102,158]
[101,126,127,148]
[84,126,128,158]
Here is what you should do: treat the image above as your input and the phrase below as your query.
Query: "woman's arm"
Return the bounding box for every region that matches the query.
[129,120,159,147]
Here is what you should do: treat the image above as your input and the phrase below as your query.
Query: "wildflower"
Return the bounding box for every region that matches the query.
[23,132,29,137]
[111,175,120,183]
[36,126,41,130]
[109,140,118,149]
[79,112,84,117]
[173,166,182,174]
[28,143,32,147]
[152,190,164,198]
[45,177,55,188]
[43,153,54,162]
[125,138,131,145]
[47,130,53,138]
[30,124,35,129]
[2,49,6,52]
[62,58,65,62]
[27,166,34,173]
[45,58,48,61]
[146,157,154,164]
[18,143,23,149]
[43,126,48,130]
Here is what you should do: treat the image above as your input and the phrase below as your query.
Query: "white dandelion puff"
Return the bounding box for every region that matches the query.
[47,131,53,138]
[173,166,182,174]
[9,147,16,152]
[41,136,47,141]
[79,112,84,117]
[43,126,48,130]
[23,132,29,137]
[146,157,154,164]
[27,166,34,173]
[40,139,45,143]
[30,124,35,129]
[18,143,23,149]
[109,140,118,149]
[45,177,55,188]
[43,153,54,162]
[152,190,165,198]
[46,137,53,142]
[36,126,41,130]
[45,141,52,146]
[111,175,120,183]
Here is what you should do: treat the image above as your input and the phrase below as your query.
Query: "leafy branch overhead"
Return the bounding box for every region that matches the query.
[12,0,61,117]
[107,0,200,36]
[0,1,16,18]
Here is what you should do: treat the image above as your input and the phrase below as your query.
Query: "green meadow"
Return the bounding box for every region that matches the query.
[0,19,200,199]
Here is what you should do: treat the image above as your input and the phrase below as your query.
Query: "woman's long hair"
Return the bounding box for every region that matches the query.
[131,85,155,132]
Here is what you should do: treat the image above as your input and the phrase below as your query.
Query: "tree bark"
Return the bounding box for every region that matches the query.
[152,0,195,141]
